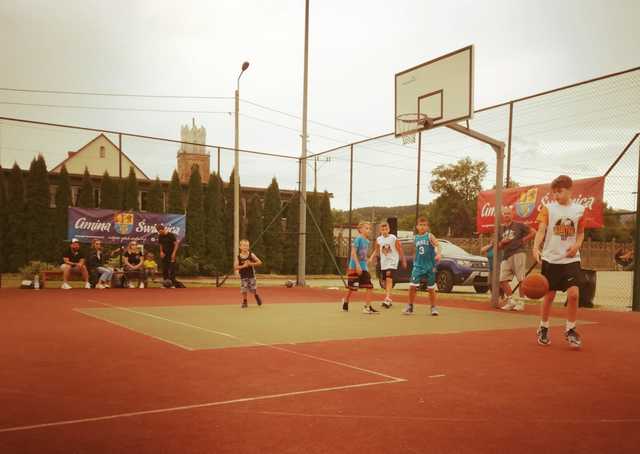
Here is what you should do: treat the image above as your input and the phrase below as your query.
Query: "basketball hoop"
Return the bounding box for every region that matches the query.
[396,113,434,144]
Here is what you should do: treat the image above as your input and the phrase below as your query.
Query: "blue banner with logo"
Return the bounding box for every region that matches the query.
[68,207,186,245]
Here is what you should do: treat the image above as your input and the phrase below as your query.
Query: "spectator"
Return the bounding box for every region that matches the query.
[156,224,180,287]
[143,251,159,283]
[87,239,114,289]
[123,241,146,288]
[615,247,635,271]
[61,238,90,289]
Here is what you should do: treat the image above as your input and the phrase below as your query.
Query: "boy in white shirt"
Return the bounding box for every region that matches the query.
[369,222,406,308]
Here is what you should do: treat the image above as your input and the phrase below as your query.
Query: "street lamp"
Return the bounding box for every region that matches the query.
[234,61,249,265]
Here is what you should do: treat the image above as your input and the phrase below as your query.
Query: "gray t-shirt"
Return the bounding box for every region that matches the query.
[500,222,529,260]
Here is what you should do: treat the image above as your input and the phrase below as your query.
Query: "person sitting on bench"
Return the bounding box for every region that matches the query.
[61,238,90,290]
[123,241,146,288]
[87,239,114,289]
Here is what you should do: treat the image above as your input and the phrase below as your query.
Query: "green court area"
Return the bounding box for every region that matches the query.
[76,303,587,350]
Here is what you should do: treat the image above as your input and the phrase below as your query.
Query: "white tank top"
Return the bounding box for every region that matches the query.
[377,234,400,270]
[537,202,585,264]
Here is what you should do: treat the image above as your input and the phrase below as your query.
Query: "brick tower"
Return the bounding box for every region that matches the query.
[177,118,210,183]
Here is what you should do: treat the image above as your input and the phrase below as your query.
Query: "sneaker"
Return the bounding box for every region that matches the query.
[402,304,414,315]
[381,300,392,309]
[537,326,550,346]
[501,299,516,311]
[362,305,379,315]
[341,298,349,312]
[513,300,525,311]
[84,282,92,289]
[430,306,439,316]
[139,282,145,289]
[96,283,105,290]
[565,328,582,348]
[61,282,72,290]
[368,304,379,314]
[128,283,136,289]
[241,301,248,309]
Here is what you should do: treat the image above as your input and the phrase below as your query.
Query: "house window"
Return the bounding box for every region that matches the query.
[99,146,106,158]
[71,186,80,206]
[140,191,148,211]
[94,189,101,207]
[49,185,57,208]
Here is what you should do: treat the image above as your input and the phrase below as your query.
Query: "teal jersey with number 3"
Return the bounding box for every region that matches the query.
[414,233,436,270]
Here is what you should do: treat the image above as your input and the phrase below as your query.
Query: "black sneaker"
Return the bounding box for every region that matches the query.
[341,298,349,312]
[537,326,550,345]
[565,328,582,348]
[241,301,248,309]
[367,304,379,314]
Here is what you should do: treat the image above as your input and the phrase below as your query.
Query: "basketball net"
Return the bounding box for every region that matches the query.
[396,113,433,145]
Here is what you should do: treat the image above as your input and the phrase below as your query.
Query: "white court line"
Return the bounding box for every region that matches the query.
[86,299,407,382]
[0,378,404,434]
[74,308,194,351]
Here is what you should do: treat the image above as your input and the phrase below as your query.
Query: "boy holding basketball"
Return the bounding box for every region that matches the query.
[533,175,585,347]
[341,221,378,314]
[234,239,264,308]
[369,222,407,308]
[403,217,441,316]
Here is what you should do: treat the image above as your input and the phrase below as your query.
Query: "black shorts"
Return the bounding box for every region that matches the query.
[347,270,373,290]
[380,268,398,282]
[541,261,583,292]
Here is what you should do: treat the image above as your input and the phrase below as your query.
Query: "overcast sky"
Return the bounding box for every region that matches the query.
[1,0,639,210]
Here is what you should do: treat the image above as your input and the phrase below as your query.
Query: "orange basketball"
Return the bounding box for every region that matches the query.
[521,274,550,299]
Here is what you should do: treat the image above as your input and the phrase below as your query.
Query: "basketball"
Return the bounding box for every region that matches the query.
[162,279,173,288]
[521,274,549,299]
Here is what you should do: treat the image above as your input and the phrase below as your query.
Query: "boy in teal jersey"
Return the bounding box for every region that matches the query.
[341,221,378,314]
[403,217,441,316]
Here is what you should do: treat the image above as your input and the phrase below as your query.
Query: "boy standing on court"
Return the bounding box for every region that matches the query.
[234,239,264,308]
[369,221,406,308]
[341,221,378,314]
[533,175,585,348]
[403,217,441,316]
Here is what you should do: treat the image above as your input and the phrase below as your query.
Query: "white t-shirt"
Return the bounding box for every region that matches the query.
[377,234,400,270]
[536,201,585,264]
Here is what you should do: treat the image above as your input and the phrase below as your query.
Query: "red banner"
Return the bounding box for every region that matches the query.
[476,176,605,233]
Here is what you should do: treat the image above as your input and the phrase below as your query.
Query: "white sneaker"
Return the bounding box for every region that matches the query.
[96,283,105,289]
[84,282,92,289]
[513,300,525,311]
[500,299,516,311]
[61,282,72,290]
[139,282,145,289]
[128,283,136,289]
[381,298,393,309]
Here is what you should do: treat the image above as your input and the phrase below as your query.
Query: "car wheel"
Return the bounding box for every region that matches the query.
[473,284,490,294]
[436,270,454,293]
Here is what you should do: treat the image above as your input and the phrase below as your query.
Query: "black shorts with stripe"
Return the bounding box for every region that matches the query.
[380,268,398,283]
[541,260,583,292]
[347,270,373,291]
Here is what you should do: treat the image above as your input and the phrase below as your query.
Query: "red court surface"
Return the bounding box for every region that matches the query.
[1,287,639,453]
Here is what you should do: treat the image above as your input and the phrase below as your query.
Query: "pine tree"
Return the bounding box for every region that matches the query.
[148,177,164,213]
[77,167,94,208]
[6,163,26,271]
[167,170,183,214]
[0,169,8,272]
[100,171,119,209]
[282,193,300,275]
[262,177,283,273]
[24,155,52,262]
[319,191,336,274]
[246,194,265,260]
[305,191,323,274]
[186,165,205,259]
[122,167,139,211]
[223,169,241,271]
[204,173,226,272]
[54,166,72,259]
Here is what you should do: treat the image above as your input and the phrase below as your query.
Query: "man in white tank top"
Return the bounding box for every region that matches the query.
[369,222,406,308]
[533,175,585,348]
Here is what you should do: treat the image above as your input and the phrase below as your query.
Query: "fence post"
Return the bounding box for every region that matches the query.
[632,142,640,311]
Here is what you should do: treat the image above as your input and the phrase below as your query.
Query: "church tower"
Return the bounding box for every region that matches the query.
[177,119,210,184]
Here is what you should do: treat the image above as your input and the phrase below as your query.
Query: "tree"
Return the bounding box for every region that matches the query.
[77,167,94,208]
[167,170,183,214]
[262,177,283,273]
[282,193,300,275]
[24,155,52,262]
[186,165,205,258]
[122,166,139,211]
[246,194,265,259]
[204,173,226,272]
[100,171,119,209]
[0,169,7,271]
[429,157,487,237]
[148,177,164,213]
[223,169,242,271]
[319,191,336,274]
[54,166,72,258]
[305,192,323,274]
[6,164,26,270]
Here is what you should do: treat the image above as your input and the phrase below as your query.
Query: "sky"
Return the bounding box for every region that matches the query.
[1,0,639,210]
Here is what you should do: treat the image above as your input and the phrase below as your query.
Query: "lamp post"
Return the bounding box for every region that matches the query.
[234,61,249,265]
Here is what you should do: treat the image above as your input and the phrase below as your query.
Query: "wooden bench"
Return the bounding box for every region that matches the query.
[41,269,163,288]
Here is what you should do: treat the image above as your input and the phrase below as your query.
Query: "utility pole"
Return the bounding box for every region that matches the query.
[297,0,310,286]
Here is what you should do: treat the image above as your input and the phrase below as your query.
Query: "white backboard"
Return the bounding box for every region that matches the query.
[395,46,474,137]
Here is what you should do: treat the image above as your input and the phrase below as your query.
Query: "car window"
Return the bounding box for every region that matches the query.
[440,242,472,257]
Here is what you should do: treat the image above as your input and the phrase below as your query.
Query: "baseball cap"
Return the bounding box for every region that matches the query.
[71,238,79,243]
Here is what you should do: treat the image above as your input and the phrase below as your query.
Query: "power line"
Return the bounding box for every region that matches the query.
[0,87,233,100]
[0,101,231,115]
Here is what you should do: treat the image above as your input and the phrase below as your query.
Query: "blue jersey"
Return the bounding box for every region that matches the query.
[414,233,436,270]
[348,235,369,271]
